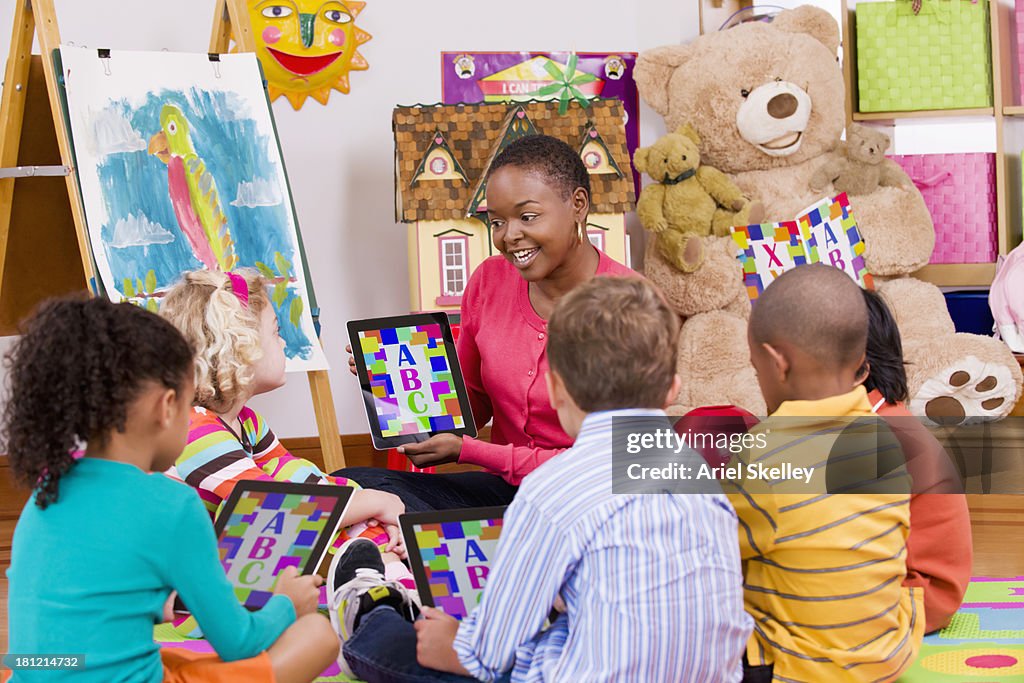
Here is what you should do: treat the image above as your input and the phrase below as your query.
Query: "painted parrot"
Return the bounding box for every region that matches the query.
[148,104,237,271]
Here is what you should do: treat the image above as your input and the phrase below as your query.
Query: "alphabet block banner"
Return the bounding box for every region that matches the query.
[797,193,873,289]
[218,489,342,609]
[359,323,465,437]
[731,221,813,301]
[731,193,872,302]
[412,516,504,619]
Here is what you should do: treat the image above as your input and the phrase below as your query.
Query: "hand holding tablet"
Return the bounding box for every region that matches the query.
[348,313,477,451]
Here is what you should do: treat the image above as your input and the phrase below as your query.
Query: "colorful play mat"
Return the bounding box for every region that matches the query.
[151,578,1024,683]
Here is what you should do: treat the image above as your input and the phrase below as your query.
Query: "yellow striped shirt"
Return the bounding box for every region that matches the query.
[726,387,924,682]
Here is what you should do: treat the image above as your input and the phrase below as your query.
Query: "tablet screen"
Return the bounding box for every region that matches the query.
[401,507,507,619]
[350,314,476,449]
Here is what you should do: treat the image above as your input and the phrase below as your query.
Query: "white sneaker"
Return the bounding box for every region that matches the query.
[327,538,421,676]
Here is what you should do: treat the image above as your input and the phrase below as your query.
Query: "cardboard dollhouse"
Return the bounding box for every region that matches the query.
[393,99,635,313]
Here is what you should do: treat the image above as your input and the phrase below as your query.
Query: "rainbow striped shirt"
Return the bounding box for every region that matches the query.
[169,405,359,517]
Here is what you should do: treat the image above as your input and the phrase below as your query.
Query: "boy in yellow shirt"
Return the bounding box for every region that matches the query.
[731,265,924,682]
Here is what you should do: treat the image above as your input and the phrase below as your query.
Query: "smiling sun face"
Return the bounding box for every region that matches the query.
[250,0,371,109]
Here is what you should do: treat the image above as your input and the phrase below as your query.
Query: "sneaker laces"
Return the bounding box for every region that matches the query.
[330,567,419,639]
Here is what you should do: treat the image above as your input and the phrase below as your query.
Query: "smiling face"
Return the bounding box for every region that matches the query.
[250,0,372,109]
[486,165,588,282]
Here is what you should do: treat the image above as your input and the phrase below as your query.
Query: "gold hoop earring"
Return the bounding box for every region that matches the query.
[576,220,585,244]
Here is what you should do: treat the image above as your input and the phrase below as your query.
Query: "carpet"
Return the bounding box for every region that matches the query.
[898,577,1024,682]
[152,578,1024,683]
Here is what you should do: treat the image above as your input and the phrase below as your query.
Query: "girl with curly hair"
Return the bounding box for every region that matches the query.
[161,269,418,603]
[4,296,338,683]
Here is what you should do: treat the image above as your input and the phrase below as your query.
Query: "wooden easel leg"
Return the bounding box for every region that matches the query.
[209,0,232,53]
[0,0,36,290]
[309,370,346,472]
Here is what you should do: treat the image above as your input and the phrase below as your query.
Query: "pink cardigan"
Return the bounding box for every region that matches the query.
[456,250,635,485]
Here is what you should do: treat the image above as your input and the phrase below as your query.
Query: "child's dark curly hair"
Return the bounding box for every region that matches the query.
[1,296,193,509]
[488,134,591,201]
[861,288,909,404]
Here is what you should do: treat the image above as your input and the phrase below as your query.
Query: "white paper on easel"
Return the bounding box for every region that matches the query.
[59,47,327,372]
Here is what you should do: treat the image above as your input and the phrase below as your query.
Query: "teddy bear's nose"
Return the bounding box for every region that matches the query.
[767,93,798,119]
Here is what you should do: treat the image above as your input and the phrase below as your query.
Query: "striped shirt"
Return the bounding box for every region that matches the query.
[726,388,925,682]
[169,406,359,517]
[453,409,751,683]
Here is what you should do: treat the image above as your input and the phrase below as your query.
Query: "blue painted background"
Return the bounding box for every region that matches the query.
[94,88,312,360]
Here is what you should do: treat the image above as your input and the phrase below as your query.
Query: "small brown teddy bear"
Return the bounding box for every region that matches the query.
[810,123,909,196]
[634,124,760,272]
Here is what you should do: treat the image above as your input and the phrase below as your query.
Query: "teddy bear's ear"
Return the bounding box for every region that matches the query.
[674,123,701,146]
[771,6,840,55]
[636,45,696,117]
[633,147,650,174]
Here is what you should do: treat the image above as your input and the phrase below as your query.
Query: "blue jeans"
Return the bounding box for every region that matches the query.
[343,606,511,683]
[335,467,517,513]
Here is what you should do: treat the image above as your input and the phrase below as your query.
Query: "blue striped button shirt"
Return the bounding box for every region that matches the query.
[453,409,752,682]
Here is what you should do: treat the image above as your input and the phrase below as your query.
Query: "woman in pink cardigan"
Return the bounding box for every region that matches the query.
[338,135,633,511]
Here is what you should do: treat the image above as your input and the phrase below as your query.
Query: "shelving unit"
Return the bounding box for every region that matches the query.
[842,0,1021,287]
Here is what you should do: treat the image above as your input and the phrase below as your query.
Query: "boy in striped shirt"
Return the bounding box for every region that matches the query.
[732,265,925,682]
[330,277,752,682]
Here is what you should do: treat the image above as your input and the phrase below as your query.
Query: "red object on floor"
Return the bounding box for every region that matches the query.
[386,448,436,474]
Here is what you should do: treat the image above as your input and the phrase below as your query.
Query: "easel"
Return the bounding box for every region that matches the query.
[0,0,348,472]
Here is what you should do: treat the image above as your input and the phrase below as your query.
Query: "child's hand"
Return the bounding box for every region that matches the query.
[385,523,407,560]
[414,606,472,675]
[345,344,357,377]
[273,566,323,617]
[398,434,463,468]
[162,591,178,623]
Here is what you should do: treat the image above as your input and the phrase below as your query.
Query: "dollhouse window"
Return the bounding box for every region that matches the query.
[440,236,469,296]
[587,228,605,252]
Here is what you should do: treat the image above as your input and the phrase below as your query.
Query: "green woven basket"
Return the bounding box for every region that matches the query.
[856,0,992,112]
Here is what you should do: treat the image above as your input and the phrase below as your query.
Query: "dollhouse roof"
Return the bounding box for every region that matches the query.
[393,99,635,223]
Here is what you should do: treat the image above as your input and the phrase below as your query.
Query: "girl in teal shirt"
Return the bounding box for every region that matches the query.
[3,297,338,683]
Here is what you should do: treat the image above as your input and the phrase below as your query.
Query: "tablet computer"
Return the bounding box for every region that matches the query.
[348,313,477,450]
[400,506,507,620]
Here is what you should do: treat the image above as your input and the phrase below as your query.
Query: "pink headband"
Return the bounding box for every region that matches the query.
[226,272,249,308]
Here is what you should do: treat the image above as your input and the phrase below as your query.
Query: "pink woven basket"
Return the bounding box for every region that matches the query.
[889,153,997,264]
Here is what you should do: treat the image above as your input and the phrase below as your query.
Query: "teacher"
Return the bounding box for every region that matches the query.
[338,134,634,511]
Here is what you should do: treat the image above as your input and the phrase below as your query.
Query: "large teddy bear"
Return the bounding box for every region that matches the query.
[635,6,1022,422]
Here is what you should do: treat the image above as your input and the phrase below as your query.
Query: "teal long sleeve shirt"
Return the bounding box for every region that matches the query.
[7,457,295,682]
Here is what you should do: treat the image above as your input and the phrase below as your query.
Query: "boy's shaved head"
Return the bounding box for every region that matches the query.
[750,265,868,368]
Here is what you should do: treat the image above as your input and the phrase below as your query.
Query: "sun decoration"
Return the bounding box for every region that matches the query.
[248,0,372,109]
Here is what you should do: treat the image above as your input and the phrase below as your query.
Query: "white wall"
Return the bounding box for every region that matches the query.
[0,0,697,437]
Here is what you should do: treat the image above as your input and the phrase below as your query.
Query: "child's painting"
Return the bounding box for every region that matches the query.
[58,47,327,370]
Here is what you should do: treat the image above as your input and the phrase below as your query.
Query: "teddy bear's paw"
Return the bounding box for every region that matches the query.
[909,356,1018,426]
[746,201,765,225]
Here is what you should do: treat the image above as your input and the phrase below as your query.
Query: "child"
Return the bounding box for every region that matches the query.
[859,288,972,632]
[731,265,924,682]
[330,277,752,682]
[161,269,417,586]
[3,296,338,682]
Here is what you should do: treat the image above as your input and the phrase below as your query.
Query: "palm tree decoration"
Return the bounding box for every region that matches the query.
[536,53,597,115]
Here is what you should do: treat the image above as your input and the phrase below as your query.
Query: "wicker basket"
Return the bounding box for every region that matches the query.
[889,153,996,264]
[856,0,993,112]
